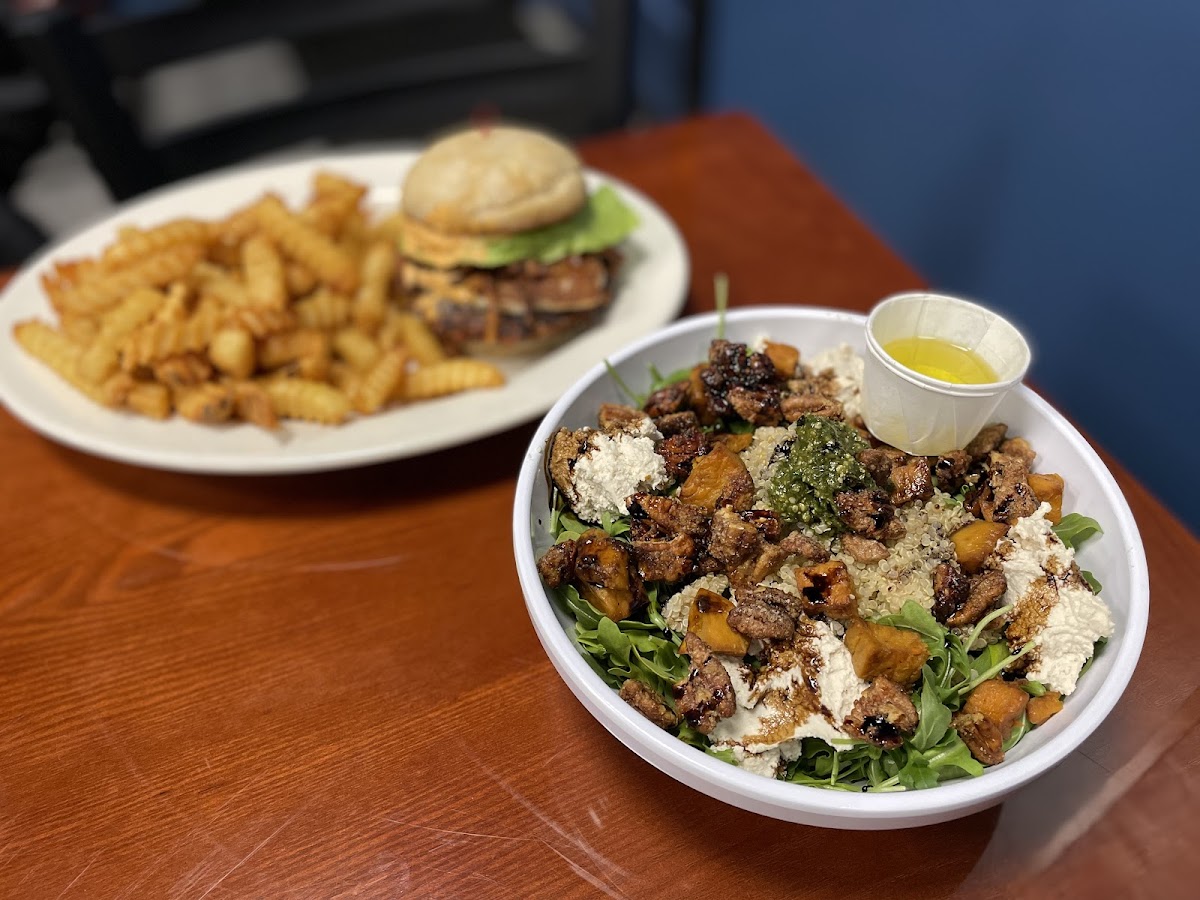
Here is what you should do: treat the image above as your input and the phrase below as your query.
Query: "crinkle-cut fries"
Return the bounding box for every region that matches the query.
[13,171,505,428]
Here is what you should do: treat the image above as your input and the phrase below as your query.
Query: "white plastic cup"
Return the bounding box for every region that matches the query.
[861,291,1032,456]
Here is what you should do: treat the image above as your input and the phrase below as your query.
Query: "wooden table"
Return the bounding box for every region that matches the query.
[1,113,1197,899]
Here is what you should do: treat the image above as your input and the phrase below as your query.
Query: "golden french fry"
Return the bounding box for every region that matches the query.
[294,287,351,330]
[208,327,255,379]
[353,240,394,332]
[404,359,504,400]
[332,327,381,372]
[255,194,359,292]
[241,234,286,310]
[231,380,278,429]
[353,349,406,414]
[263,377,349,424]
[101,219,210,271]
[174,382,234,423]
[18,168,511,429]
[126,381,171,418]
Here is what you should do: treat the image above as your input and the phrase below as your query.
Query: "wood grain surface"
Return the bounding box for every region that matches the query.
[0,113,1197,899]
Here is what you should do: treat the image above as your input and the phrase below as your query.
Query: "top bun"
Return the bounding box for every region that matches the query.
[402,125,587,236]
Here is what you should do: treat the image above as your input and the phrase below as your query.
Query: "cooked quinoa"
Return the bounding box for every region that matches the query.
[832,492,974,618]
[740,425,795,509]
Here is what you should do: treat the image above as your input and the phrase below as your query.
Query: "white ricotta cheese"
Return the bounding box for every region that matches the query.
[807,343,865,421]
[996,503,1114,695]
[709,619,869,776]
[568,420,667,523]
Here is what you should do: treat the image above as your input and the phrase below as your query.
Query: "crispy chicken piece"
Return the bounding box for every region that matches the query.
[998,436,1036,468]
[728,544,791,590]
[619,679,678,729]
[980,453,1040,524]
[952,712,1005,766]
[945,569,1007,628]
[780,391,843,422]
[597,402,652,434]
[654,410,700,436]
[632,534,696,584]
[846,677,920,749]
[932,450,973,493]
[858,447,907,488]
[931,561,970,623]
[656,429,709,482]
[708,506,763,570]
[965,423,1008,460]
[839,533,890,563]
[727,385,783,426]
[643,380,688,418]
[779,531,831,562]
[536,540,577,589]
[699,339,783,422]
[834,489,905,542]
[727,586,797,641]
[889,456,934,505]
[627,493,710,539]
[675,633,737,734]
[844,618,929,687]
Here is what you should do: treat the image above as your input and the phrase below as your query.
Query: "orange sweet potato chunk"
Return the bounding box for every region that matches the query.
[688,589,750,656]
[843,619,929,687]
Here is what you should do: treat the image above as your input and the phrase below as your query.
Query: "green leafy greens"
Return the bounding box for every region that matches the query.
[484,185,639,266]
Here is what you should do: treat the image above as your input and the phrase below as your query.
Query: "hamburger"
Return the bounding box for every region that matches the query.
[398,124,638,353]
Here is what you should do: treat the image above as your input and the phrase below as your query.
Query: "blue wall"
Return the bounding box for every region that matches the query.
[698,1,1199,533]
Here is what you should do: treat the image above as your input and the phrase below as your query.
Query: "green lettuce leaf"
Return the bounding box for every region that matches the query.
[483,185,638,266]
[1052,513,1103,550]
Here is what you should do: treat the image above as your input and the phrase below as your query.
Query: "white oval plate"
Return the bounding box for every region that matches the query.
[0,151,689,474]
[513,306,1149,829]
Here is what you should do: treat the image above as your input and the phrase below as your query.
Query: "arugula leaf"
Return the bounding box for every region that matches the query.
[1003,714,1030,752]
[596,617,632,669]
[599,509,631,538]
[971,641,1011,680]
[603,359,642,406]
[909,667,953,752]
[1021,680,1047,697]
[1080,569,1102,593]
[1053,513,1103,550]
[877,600,947,650]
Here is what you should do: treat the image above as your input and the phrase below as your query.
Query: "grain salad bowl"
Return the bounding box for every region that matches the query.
[511,306,1148,829]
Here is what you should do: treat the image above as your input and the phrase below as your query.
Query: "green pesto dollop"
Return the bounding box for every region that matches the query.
[767,415,873,531]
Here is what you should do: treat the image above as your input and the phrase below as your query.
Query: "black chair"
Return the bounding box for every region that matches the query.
[9,0,634,201]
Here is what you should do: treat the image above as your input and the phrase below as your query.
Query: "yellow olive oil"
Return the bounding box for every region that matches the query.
[883,336,998,384]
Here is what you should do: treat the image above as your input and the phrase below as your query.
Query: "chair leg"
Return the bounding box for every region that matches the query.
[10,8,167,200]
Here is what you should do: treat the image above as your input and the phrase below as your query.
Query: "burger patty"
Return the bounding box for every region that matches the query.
[405,249,622,349]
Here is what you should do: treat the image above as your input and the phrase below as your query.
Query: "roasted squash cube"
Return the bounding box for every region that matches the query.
[1026,690,1064,726]
[950,520,1010,574]
[963,678,1029,736]
[843,619,929,687]
[679,443,754,511]
[688,589,750,656]
[575,528,643,622]
[763,340,800,379]
[1028,472,1065,524]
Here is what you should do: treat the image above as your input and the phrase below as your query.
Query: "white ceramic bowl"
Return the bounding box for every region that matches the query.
[512,306,1148,829]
